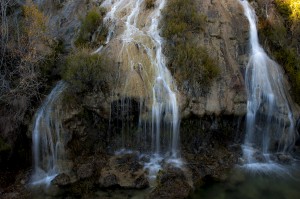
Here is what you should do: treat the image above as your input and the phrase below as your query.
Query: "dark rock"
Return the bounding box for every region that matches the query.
[149,167,192,199]
[134,175,149,189]
[77,163,94,179]
[277,154,292,164]
[115,153,141,172]
[98,154,149,189]
[101,174,118,188]
[51,173,71,186]
[159,167,187,184]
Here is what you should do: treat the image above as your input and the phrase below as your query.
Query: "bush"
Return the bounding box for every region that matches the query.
[258,1,300,104]
[171,42,219,89]
[0,137,11,153]
[62,49,113,92]
[274,0,292,20]
[161,0,219,93]
[145,0,155,9]
[22,1,48,43]
[273,47,300,102]
[275,0,300,21]
[75,9,107,47]
[161,0,206,39]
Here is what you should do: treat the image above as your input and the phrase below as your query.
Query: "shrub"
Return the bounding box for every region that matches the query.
[161,0,206,39]
[274,0,292,20]
[275,0,300,21]
[22,0,48,43]
[0,137,11,152]
[75,9,107,47]
[145,0,155,9]
[258,1,300,104]
[161,0,219,93]
[171,42,219,90]
[273,47,300,102]
[62,49,113,92]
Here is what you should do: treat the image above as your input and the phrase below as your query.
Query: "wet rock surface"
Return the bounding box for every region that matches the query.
[1,0,300,198]
[99,153,149,189]
[52,173,71,186]
[149,167,192,199]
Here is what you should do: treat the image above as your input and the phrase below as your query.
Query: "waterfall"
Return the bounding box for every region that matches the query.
[239,0,296,171]
[31,81,67,185]
[100,0,181,174]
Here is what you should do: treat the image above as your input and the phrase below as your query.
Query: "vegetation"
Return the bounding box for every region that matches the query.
[75,8,107,47]
[275,0,300,21]
[0,137,10,152]
[161,0,219,94]
[145,0,155,9]
[0,0,60,168]
[62,49,113,93]
[258,0,300,103]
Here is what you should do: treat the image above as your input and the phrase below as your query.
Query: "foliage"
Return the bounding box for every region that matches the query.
[170,43,219,88]
[145,0,155,9]
[62,49,113,93]
[275,0,300,21]
[258,2,300,103]
[274,0,292,20]
[75,9,107,47]
[0,137,11,152]
[273,47,300,103]
[161,0,206,40]
[0,0,65,147]
[22,0,48,46]
[41,39,65,79]
[161,0,219,93]
[289,0,300,20]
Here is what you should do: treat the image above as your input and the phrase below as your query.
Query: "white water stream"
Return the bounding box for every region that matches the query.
[239,0,296,171]
[31,81,67,185]
[100,0,181,175]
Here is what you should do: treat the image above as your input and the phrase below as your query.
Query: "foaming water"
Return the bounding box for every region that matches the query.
[239,0,296,169]
[100,0,181,175]
[30,81,67,186]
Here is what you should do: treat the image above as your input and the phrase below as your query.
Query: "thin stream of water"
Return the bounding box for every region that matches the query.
[100,0,181,177]
[31,81,67,186]
[240,0,296,171]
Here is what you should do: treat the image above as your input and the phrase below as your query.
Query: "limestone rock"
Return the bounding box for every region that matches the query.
[52,173,71,186]
[149,167,192,199]
[77,163,94,179]
[100,174,118,188]
[99,153,149,189]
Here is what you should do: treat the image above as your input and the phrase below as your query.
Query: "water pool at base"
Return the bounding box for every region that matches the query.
[191,164,300,199]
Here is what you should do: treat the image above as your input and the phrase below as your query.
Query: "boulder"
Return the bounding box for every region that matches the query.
[99,154,149,189]
[77,163,94,179]
[149,167,192,199]
[51,173,71,186]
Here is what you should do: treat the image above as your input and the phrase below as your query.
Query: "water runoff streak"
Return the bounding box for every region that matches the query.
[31,81,67,185]
[100,0,181,174]
[239,0,296,172]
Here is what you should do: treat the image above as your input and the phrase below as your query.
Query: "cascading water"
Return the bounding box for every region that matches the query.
[31,81,67,185]
[239,0,296,171]
[100,0,181,175]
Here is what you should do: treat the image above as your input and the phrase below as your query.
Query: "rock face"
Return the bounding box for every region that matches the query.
[88,0,249,118]
[149,167,192,199]
[180,0,249,117]
[99,153,149,189]
[2,0,300,198]
[52,173,71,186]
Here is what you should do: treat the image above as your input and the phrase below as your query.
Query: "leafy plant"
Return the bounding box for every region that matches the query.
[145,0,155,9]
[161,0,219,94]
[75,9,107,47]
[62,49,113,93]
[258,2,300,104]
